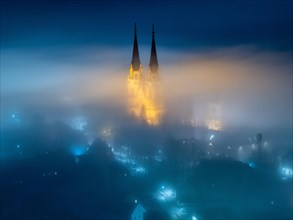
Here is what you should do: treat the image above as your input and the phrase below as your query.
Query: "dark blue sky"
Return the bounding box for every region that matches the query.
[1,0,292,51]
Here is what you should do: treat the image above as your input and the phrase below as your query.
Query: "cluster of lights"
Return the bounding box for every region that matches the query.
[113,150,133,164]
[168,205,198,220]
[206,134,215,157]
[207,119,222,131]
[101,128,112,137]
[169,207,186,219]
[208,134,214,146]
[113,146,147,176]
[154,149,165,162]
[156,185,176,202]
[132,166,146,174]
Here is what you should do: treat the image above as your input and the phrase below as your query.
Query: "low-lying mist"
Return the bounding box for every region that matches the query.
[1,45,292,154]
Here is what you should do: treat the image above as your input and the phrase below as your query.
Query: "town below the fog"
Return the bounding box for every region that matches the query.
[1,1,292,219]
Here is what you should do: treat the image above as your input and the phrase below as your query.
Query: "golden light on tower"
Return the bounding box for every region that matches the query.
[127,23,163,125]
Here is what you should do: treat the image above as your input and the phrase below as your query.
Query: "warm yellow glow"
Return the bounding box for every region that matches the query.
[127,65,163,125]
[205,103,222,130]
[206,119,222,131]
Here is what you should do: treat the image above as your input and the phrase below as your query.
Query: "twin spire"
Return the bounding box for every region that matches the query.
[131,23,141,71]
[131,23,159,74]
[149,24,159,73]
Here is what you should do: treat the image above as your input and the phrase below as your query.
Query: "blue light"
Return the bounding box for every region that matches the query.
[248,161,255,168]
[70,145,87,156]
[10,112,21,125]
[281,167,293,177]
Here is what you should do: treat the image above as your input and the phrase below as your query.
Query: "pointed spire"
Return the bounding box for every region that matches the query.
[131,22,141,71]
[149,24,159,73]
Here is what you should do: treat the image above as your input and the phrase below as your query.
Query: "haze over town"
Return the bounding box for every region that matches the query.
[1,0,292,219]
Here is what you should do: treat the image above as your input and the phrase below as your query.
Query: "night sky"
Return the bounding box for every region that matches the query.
[1,0,292,50]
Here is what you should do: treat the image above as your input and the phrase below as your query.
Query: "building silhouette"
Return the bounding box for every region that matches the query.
[128,23,163,125]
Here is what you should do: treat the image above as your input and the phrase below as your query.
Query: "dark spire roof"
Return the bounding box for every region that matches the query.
[149,24,159,73]
[131,23,141,71]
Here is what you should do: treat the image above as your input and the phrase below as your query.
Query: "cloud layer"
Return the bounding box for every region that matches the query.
[1,46,292,132]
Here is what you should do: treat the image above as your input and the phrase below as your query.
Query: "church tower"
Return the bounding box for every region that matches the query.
[127,24,163,125]
[144,24,163,125]
[128,23,145,119]
[129,23,142,80]
[147,24,159,81]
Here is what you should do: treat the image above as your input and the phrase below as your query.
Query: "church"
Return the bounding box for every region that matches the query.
[127,23,163,125]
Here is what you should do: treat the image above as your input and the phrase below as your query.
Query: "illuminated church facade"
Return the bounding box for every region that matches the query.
[127,24,222,130]
[127,24,163,125]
